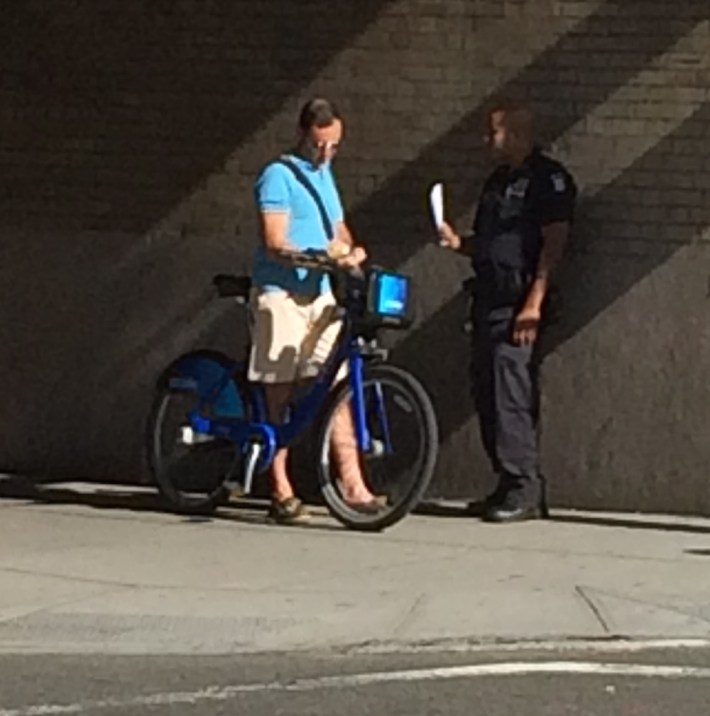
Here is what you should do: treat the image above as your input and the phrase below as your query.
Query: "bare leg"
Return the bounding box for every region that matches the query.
[264,383,295,502]
[330,400,378,503]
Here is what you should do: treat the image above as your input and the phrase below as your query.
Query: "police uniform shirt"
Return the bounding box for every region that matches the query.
[468,147,577,315]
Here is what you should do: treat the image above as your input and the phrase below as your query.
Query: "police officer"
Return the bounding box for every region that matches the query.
[438,101,577,523]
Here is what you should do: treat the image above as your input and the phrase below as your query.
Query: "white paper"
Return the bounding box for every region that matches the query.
[429,182,444,228]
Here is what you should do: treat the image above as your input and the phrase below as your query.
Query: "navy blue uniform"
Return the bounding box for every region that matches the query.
[467,148,577,507]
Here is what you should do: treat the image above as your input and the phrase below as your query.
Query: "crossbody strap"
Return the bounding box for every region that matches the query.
[276,157,334,241]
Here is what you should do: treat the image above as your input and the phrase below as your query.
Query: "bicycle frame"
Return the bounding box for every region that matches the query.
[183,314,388,473]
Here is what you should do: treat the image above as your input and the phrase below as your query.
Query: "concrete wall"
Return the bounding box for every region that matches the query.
[2,0,710,514]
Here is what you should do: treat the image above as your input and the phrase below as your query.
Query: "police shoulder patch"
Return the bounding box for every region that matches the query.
[551,172,567,193]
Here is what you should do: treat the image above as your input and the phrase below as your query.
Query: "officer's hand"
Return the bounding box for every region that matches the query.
[512,307,541,346]
[437,221,461,251]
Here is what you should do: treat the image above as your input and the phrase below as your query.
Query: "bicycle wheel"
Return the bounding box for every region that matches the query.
[147,353,245,514]
[316,363,439,531]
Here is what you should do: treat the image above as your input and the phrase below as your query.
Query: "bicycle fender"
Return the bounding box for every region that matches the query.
[162,350,246,419]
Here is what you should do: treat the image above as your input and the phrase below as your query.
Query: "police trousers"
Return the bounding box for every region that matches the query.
[470,311,542,501]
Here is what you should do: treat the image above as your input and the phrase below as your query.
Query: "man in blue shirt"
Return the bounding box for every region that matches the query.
[249,98,380,524]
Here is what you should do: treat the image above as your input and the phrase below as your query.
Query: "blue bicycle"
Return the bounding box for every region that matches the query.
[146,250,439,531]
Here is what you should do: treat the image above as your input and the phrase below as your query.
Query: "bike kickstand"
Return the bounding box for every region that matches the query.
[241,441,262,495]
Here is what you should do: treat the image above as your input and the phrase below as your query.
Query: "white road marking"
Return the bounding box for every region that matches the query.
[351,637,710,655]
[2,660,710,715]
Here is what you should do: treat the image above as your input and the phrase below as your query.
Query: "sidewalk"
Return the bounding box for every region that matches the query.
[1,477,710,655]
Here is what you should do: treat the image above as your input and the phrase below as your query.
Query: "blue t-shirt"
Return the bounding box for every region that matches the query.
[252,154,344,296]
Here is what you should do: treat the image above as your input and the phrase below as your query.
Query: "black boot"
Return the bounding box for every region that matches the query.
[482,474,543,523]
[466,474,510,516]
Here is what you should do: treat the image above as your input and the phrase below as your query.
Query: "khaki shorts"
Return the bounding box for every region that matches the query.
[248,289,346,384]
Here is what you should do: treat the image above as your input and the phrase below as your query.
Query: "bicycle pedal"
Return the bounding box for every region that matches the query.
[179,426,215,445]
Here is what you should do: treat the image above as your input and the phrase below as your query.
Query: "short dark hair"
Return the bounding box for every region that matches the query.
[298,98,341,132]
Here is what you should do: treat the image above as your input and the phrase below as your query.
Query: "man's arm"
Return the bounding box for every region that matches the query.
[439,192,482,257]
[513,162,577,346]
[329,220,367,266]
[524,220,570,313]
[259,211,294,256]
[255,162,297,258]
[438,221,475,257]
[335,220,354,248]
[512,220,570,345]
[328,220,355,256]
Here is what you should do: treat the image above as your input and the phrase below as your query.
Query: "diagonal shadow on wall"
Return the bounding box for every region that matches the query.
[0,0,395,234]
[351,0,710,265]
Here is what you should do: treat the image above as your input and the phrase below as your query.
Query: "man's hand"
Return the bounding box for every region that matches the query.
[335,245,367,268]
[512,305,541,346]
[327,237,352,260]
[330,224,367,268]
[437,221,461,251]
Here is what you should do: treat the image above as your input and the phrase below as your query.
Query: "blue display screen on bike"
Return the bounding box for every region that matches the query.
[374,272,409,318]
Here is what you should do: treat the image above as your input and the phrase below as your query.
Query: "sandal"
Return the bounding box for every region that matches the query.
[267,497,311,525]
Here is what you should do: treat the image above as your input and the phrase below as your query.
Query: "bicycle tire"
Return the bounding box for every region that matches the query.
[316,363,439,531]
[147,350,244,514]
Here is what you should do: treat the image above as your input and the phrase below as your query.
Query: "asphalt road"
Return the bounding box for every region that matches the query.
[2,645,710,716]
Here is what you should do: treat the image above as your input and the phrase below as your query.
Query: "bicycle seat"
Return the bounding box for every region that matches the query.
[213,274,252,301]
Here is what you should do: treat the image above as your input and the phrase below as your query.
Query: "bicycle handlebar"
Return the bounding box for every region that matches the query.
[271,249,365,280]
[214,249,411,333]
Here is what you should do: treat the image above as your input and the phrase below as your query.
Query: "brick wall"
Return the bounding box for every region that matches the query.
[2,1,709,514]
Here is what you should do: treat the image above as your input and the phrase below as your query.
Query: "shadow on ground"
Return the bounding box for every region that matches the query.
[5,476,710,536]
[0,475,344,533]
[415,498,710,536]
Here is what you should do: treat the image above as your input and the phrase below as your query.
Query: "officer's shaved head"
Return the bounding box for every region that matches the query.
[485,100,535,163]
[490,100,534,141]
